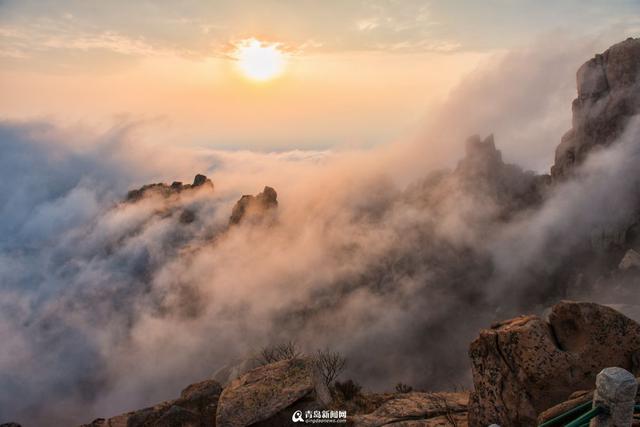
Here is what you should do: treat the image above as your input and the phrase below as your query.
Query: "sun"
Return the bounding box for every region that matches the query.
[234,38,287,82]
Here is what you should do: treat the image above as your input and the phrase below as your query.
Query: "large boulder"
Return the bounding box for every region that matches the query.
[468,301,640,427]
[215,357,331,427]
[350,392,468,427]
[552,37,640,180]
[81,379,222,427]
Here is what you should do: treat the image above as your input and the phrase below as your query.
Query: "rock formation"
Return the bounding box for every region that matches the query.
[349,392,468,427]
[454,134,548,213]
[552,37,640,180]
[216,357,330,427]
[126,174,214,202]
[81,379,222,427]
[467,301,640,427]
[229,186,278,225]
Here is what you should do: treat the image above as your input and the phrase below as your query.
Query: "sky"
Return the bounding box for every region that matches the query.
[0,0,639,157]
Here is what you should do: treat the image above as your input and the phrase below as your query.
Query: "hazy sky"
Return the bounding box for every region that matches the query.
[1,0,638,151]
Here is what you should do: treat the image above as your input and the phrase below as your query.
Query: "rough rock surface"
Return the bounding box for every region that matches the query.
[216,357,330,427]
[468,301,640,427]
[552,37,640,179]
[80,379,222,427]
[349,392,468,427]
[126,174,214,202]
[229,186,278,225]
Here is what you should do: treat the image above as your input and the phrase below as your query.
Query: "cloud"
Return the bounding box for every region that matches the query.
[1,35,640,427]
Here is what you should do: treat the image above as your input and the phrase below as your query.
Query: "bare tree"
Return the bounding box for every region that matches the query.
[314,348,346,387]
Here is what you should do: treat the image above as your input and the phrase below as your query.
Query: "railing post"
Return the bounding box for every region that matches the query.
[589,367,637,427]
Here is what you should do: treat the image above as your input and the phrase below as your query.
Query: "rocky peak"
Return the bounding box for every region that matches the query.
[552,37,640,180]
[229,186,278,225]
[126,174,213,202]
[456,134,503,178]
[451,134,547,215]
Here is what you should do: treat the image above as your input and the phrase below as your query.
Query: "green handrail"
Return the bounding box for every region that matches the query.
[538,400,593,427]
[563,406,604,427]
[538,400,640,427]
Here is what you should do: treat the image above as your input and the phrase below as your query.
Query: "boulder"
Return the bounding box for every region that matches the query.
[215,357,330,427]
[349,392,468,427]
[229,186,278,225]
[468,301,640,427]
[80,379,222,427]
[552,37,640,179]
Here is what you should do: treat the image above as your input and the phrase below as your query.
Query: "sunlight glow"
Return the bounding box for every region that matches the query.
[234,38,287,82]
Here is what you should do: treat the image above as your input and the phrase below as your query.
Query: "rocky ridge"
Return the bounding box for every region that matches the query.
[552,37,640,179]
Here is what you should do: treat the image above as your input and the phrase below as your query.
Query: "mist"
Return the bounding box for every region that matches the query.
[1,35,639,426]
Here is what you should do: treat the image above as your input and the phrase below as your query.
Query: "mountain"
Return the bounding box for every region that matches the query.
[2,37,640,427]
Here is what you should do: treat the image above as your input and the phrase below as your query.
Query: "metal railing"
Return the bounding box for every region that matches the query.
[534,367,639,427]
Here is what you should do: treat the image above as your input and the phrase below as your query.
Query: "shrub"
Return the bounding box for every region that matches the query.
[334,379,362,401]
[395,382,413,393]
[256,341,302,365]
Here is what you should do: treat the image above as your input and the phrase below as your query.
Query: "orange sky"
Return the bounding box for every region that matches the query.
[0,49,488,150]
[1,0,638,151]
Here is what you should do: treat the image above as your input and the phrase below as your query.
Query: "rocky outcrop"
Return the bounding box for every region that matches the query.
[468,301,640,427]
[126,174,214,202]
[454,134,548,215]
[349,392,468,427]
[81,379,222,427]
[216,357,330,427]
[229,186,278,225]
[552,37,640,180]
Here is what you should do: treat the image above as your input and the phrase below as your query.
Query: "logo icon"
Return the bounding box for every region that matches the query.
[292,410,304,423]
